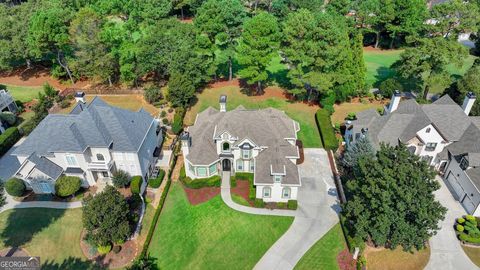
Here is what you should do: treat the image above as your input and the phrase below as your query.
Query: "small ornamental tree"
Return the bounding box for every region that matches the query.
[82,185,131,246]
[55,176,82,197]
[5,178,25,197]
[112,170,131,188]
[342,136,376,169]
[379,78,403,98]
[344,144,447,251]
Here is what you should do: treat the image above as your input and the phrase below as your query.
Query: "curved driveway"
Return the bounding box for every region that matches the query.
[221,148,340,270]
[425,176,478,270]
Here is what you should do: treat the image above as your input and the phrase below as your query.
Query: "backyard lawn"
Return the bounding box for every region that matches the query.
[363,48,477,93]
[364,245,430,270]
[0,84,43,103]
[185,85,321,147]
[331,100,386,124]
[462,245,480,268]
[147,183,294,270]
[294,224,345,270]
[0,208,95,269]
[59,94,159,116]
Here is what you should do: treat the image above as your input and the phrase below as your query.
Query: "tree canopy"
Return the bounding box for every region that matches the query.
[343,144,447,251]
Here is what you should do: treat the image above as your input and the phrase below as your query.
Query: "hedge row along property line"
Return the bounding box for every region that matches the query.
[315,109,338,151]
[139,152,178,259]
[0,127,21,156]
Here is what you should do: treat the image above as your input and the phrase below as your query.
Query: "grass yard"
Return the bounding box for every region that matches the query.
[462,245,480,267]
[331,100,386,124]
[59,94,159,116]
[0,84,43,103]
[363,48,477,92]
[0,208,95,269]
[364,245,430,270]
[186,85,321,147]
[294,224,345,270]
[147,183,294,270]
[231,194,250,206]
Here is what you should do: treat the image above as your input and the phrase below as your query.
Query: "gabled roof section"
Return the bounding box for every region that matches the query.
[433,94,457,105]
[13,97,154,156]
[27,154,63,180]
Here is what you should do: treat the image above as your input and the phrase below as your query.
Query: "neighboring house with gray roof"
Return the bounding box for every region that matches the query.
[12,95,163,194]
[181,95,301,203]
[346,91,480,215]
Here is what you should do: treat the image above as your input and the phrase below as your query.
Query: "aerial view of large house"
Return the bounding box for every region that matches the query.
[11,95,163,194]
[346,91,480,215]
[181,95,301,202]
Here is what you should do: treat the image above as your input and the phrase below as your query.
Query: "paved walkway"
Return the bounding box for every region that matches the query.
[425,176,478,270]
[220,148,340,270]
[0,193,82,214]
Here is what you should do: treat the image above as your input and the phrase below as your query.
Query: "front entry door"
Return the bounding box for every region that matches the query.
[222,159,231,171]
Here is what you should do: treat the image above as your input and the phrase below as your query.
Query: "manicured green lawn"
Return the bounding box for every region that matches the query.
[60,95,159,116]
[0,84,43,103]
[186,85,321,147]
[294,224,345,270]
[148,183,294,270]
[0,208,95,269]
[363,49,477,92]
[231,194,250,206]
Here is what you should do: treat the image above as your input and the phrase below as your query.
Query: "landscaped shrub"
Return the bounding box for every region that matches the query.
[0,112,17,125]
[230,176,237,187]
[315,109,338,151]
[171,113,183,134]
[0,127,21,156]
[55,176,82,197]
[160,111,167,118]
[277,202,286,209]
[254,198,265,208]
[287,200,298,210]
[148,169,165,188]
[345,112,356,121]
[466,215,476,222]
[456,215,480,244]
[97,244,112,255]
[130,176,142,194]
[180,174,221,189]
[5,178,25,197]
[458,217,466,224]
[235,173,255,200]
[112,170,131,188]
[456,224,465,232]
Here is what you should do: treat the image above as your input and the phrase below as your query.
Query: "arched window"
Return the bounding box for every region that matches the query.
[282,187,291,199]
[96,153,105,161]
[263,187,271,198]
[222,142,230,152]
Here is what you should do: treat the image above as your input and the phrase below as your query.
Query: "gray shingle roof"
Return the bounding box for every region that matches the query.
[27,154,63,180]
[13,97,154,157]
[187,106,300,185]
[466,167,480,190]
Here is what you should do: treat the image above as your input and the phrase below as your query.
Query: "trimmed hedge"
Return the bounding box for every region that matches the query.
[0,127,21,156]
[235,173,255,200]
[287,200,298,210]
[171,113,183,134]
[130,176,142,194]
[315,109,338,151]
[148,169,165,188]
[180,174,221,189]
[5,178,25,197]
[254,198,265,208]
[55,176,82,197]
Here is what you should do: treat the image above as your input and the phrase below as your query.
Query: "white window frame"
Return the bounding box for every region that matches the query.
[209,164,216,175]
[65,154,78,166]
[425,143,437,152]
[242,149,251,159]
[250,162,255,172]
[236,159,243,171]
[96,153,105,161]
[274,175,282,183]
[282,187,291,199]
[263,187,271,198]
[197,167,207,177]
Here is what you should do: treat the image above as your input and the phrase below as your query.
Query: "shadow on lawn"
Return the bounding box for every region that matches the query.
[0,208,66,248]
[42,256,105,270]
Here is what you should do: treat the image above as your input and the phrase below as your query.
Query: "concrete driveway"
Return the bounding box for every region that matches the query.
[425,176,478,270]
[253,148,340,270]
[0,137,24,182]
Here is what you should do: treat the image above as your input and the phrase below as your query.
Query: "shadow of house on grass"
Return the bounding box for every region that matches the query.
[41,256,105,270]
[0,208,66,248]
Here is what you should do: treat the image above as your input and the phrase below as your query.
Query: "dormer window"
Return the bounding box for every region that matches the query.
[222,142,230,152]
[460,157,469,170]
[242,149,251,159]
[96,153,105,161]
[274,175,282,183]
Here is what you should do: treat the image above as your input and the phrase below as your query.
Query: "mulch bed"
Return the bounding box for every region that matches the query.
[231,180,254,206]
[183,186,220,205]
[296,140,305,165]
[80,230,138,269]
[0,247,29,257]
[17,187,96,202]
[337,248,356,270]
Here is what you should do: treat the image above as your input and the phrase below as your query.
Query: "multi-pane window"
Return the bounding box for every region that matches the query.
[425,143,437,152]
[282,188,291,199]
[189,163,195,173]
[209,164,216,175]
[197,167,207,177]
[236,159,243,171]
[263,187,271,198]
[66,155,77,166]
[96,153,105,161]
[460,157,469,170]
[242,149,251,159]
[250,162,255,172]
[222,142,230,152]
[274,175,282,183]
